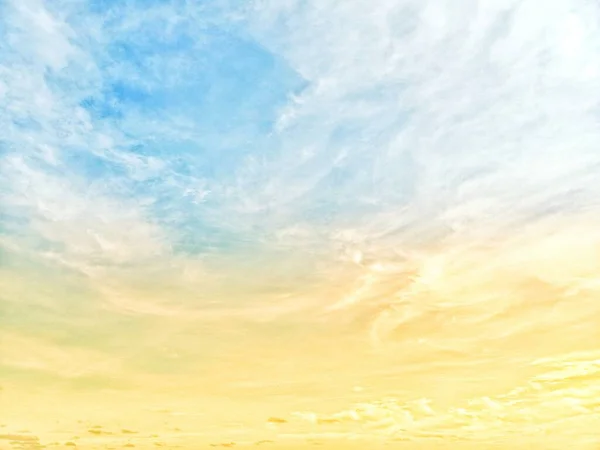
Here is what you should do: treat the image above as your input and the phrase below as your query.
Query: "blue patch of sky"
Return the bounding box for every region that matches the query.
[95,31,304,131]
[77,18,307,171]
[77,22,306,255]
[63,147,128,180]
[2,0,310,257]
[86,0,177,14]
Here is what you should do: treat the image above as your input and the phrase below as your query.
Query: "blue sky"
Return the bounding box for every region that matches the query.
[2,0,600,328]
[1,0,311,261]
[4,0,598,274]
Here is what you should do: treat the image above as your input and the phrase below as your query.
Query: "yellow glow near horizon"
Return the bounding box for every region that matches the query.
[2,216,600,449]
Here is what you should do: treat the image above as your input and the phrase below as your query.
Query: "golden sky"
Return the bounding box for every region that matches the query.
[3,216,600,449]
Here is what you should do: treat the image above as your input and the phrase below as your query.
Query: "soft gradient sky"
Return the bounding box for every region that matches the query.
[1,0,600,448]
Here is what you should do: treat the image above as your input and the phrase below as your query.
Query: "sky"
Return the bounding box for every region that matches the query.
[1,0,600,448]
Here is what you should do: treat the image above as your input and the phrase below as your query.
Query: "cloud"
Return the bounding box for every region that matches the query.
[266,417,287,425]
[2,0,598,323]
[0,435,40,442]
[87,429,111,436]
[0,434,42,450]
[0,0,301,325]
[1,0,599,289]
[288,349,600,442]
[236,0,600,243]
[0,0,170,275]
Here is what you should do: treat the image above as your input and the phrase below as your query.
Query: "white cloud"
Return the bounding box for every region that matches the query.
[0,0,172,273]
[2,153,166,267]
[288,350,600,441]
[6,0,77,71]
[236,0,600,242]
